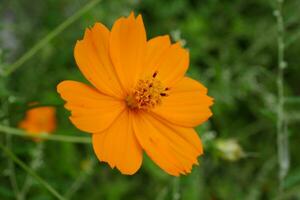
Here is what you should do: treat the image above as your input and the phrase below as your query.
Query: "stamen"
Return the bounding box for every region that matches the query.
[126,73,168,110]
[152,71,158,78]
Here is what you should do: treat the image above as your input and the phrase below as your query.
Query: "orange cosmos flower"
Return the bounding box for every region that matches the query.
[19,106,56,140]
[57,12,213,176]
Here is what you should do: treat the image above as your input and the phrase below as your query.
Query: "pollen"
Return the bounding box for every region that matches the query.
[126,72,168,110]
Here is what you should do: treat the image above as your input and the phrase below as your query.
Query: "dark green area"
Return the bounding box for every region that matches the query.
[1,0,300,199]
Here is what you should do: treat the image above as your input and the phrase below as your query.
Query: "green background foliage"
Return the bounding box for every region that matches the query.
[1,0,300,199]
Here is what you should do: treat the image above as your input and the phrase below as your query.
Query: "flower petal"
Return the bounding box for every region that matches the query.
[57,81,125,133]
[141,35,171,77]
[132,112,203,176]
[74,23,124,98]
[92,110,143,175]
[110,12,147,93]
[152,77,213,127]
[143,35,189,87]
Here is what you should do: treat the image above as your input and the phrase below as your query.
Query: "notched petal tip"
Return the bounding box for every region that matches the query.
[136,14,144,23]
[206,95,214,106]
[128,11,135,19]
[133,113,204,176]
[91,22,109,33]
[92,22,100,28]
[92,112,143,176]
[160,35,171,44]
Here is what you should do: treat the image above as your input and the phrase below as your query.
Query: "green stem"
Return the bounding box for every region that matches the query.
[6,135,21,200]
[64,158,95,199]
[284,96,300,104]
[286,28,300,47]
[0,143,66,200]
[19,142,44,200]
[172,177,180,200]
[2,0,101,76]
[0,125,91,144]
[275,0,289,194]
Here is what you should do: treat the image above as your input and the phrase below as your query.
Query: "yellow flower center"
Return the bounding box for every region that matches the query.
[126,72,169,110]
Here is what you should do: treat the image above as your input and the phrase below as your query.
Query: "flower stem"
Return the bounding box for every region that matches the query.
[0,124,91,143]
[172,177,180,200]
[0,143,66,200]
[19,142,45,200]
[284,96,300,104]
[1,0,102,76]
[64,158,95,199]
[274,0,290,194]
[5,135,21,200]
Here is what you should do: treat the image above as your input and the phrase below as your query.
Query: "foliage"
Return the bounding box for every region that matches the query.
[1,0,300,199]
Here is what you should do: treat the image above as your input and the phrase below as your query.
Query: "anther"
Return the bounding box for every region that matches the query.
[152,71,158,78]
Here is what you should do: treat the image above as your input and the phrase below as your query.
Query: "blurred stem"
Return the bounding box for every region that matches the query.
[284,96,300,104]
[275,0,290,195]
[155,186,168,200]
[1,101,21,199]
[64,158,95,199]
[276,185,300,200]
[246,157,277,200]
[19,173,33,200]
[19,142,44,200]
[6,134,21,200]
[0,143,66,200]
[286,113,300,123]
[172,177,180,200]
[1,0,102,76]
[0,124,91,143]
[286,28,300,47]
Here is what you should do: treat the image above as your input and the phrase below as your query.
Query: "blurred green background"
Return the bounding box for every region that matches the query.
[1,0,300,199]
